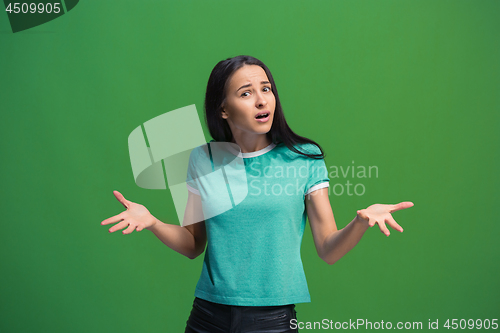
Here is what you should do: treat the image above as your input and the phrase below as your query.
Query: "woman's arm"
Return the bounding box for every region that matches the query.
[148,191,207,259]
[101,190,207,260]
[305,188,413,265]
[147,220,206,260]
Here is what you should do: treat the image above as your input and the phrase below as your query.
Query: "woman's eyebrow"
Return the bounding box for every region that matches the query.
[237,81,271,92]
[237,83,252,92]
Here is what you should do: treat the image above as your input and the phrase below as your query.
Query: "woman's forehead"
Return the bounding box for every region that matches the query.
[228,65,269,88]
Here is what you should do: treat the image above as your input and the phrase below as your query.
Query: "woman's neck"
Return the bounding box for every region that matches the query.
[231,134,272,153]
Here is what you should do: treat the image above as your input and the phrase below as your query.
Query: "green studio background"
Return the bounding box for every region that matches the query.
[1,1,499,332]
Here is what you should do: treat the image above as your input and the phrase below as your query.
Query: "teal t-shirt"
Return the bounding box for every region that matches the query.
[185,141,329,306]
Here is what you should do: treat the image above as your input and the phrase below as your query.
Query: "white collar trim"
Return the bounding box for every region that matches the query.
[227,142,277,158]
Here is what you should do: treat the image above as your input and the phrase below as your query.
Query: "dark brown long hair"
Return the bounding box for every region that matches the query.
[204,55,324,159]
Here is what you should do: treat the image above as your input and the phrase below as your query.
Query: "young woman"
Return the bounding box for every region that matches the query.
[101,55,413,333]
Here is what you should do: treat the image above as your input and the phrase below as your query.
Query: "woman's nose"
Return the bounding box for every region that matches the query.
[255,92,268,107]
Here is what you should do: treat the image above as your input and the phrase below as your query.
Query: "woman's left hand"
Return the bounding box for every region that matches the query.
[356,202,414,236]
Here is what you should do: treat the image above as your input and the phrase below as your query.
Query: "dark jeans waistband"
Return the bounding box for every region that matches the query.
[185,297,298,333]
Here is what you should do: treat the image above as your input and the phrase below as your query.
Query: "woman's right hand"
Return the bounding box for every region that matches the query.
[101,191,158,234]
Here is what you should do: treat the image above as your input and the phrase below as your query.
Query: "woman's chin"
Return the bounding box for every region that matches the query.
[253,119,273,133]
[254,126,272,135]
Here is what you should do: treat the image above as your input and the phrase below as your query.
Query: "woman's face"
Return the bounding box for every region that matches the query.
[221,65,276,140]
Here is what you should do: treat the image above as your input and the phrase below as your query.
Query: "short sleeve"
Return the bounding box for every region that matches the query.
[302,144,330,196]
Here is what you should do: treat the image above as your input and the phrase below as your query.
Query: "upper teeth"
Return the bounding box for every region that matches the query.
[257,113,268,118]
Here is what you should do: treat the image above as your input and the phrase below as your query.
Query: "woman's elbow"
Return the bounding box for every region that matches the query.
[187,247,205,260]
[324,258,336,265]
[320,254,338,265]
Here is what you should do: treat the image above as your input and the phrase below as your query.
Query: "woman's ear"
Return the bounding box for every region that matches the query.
[221,105,228,119]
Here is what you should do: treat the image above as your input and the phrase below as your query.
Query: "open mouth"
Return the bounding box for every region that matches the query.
[255,112,270,119]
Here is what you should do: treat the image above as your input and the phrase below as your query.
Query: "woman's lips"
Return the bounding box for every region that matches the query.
[255,113,270,122]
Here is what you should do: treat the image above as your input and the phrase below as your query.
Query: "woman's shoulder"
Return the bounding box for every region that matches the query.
[190,140,241,160]
[188,142,211,162]
[294,142,322,155]
[275,142,322,158]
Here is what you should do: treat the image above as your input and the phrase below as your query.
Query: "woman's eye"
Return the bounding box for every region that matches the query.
[241,92,250,97]
[263,87,271,92]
